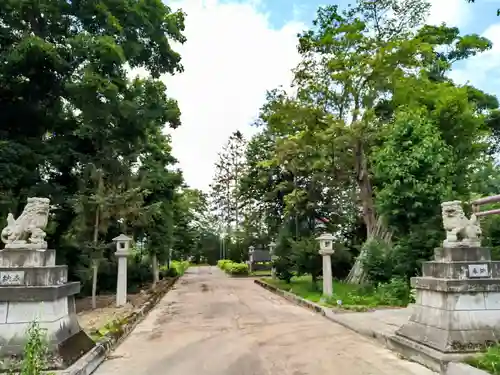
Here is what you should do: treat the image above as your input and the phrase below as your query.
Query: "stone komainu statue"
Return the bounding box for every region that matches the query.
[441,200,481,248]
[1,197,51,249]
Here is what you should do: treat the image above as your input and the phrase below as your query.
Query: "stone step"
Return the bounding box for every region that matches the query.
[422,261,500,279]
[0,249,55,267]
[434,247,491,262]
[0,266,67,287]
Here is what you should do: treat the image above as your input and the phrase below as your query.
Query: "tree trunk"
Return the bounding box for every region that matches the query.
[355,139,376,236]
[152,253,159,286]
[346,138,376,284]
[91,170,102,310]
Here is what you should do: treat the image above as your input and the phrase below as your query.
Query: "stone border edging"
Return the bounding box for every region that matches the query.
[50,276,181,375]
[254,279,490,375]
[254,279,325,315]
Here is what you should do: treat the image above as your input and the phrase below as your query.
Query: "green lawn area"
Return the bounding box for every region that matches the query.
[263,275,409,311]
[466,345,500,374]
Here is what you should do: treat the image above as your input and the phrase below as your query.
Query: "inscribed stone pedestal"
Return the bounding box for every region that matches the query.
[0,197,85,356]
[394,201,500,353]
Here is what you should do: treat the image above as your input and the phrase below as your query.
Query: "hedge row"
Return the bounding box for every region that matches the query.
[217,259,249,276]
[159,260,190,278]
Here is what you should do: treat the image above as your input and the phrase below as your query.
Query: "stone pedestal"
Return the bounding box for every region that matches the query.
[0,248,82,356]
[320,249,334,297]
[115,250,128,307]
[395,246,500,353]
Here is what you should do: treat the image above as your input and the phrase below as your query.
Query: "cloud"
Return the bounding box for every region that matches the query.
[448,23,500,94]
[133,0,479,192]
[158,0,305,191]
[427,0,471,27]
[426,0,500,96]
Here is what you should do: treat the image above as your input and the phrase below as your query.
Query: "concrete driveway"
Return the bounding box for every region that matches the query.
[94,266,435,375]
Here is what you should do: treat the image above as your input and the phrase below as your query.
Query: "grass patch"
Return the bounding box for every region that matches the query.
[263,275,409,311]
[466,346,500,374]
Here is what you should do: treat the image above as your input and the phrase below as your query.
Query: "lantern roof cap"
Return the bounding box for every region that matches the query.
[113,234,132,242]
[316,233,334,241]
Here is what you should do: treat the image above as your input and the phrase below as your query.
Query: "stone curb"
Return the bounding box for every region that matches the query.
[49,276,181,375]
[254,279,326,315]
[445,363,490,375]
[254,279,490,375]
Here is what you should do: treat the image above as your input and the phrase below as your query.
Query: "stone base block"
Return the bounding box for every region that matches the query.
[0,249,55,267]
[397,287,500,352]
[416,289,500,310]
[0,266,67,286]
[388,334,473,373]
[412,276,500,293]
[423,261,500,279]
[0,296,82,356]
[434,247,491,262]
[396,319,500,353]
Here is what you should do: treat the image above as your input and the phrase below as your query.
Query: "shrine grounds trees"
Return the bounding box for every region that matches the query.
[3,0,500,314]
[0,0,220,299]
[207,0,500,309]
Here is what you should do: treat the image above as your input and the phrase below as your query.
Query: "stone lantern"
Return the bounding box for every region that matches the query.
[269,241,277,279]
[316,233,335,297]
[113,234,132,307]
[248,245,255,273]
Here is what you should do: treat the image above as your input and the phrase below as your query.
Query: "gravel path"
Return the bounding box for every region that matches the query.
[94,266,435,375]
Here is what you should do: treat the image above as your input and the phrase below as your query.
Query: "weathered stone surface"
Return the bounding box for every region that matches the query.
[434,247,491,262]
[415,290,494,310]
[412,277,500,292]
[0,312,81,356]
[398,241,500,355]
[396,319,500,353]
[0,282,80,302]
[0,245,82,356]
[446,362,491,375]
[0,266,67,286]
[422,261,500,279]
[407,304,500,331]
[0,249,56,267]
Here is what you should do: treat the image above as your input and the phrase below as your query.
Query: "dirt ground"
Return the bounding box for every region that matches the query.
[93,266,435,375]
[76,283,160,333]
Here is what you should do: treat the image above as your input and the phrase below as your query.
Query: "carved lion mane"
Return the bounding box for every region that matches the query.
[1,197,51,248]
[441,200,481,248]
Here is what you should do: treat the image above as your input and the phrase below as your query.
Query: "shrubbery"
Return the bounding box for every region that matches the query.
[217,260,249,276]
[324,277,411,309]
[159,260,190,278]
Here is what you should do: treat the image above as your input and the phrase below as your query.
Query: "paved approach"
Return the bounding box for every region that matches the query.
[94,266,435,375]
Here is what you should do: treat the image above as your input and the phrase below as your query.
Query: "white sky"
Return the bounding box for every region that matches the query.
[149,0,489,192]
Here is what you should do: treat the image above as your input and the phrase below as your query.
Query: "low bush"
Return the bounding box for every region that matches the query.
[217,259,249,275]
[171,260,190,275]
[217,259,233,270]
[159,260,190,278]
[226,262,249,275]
